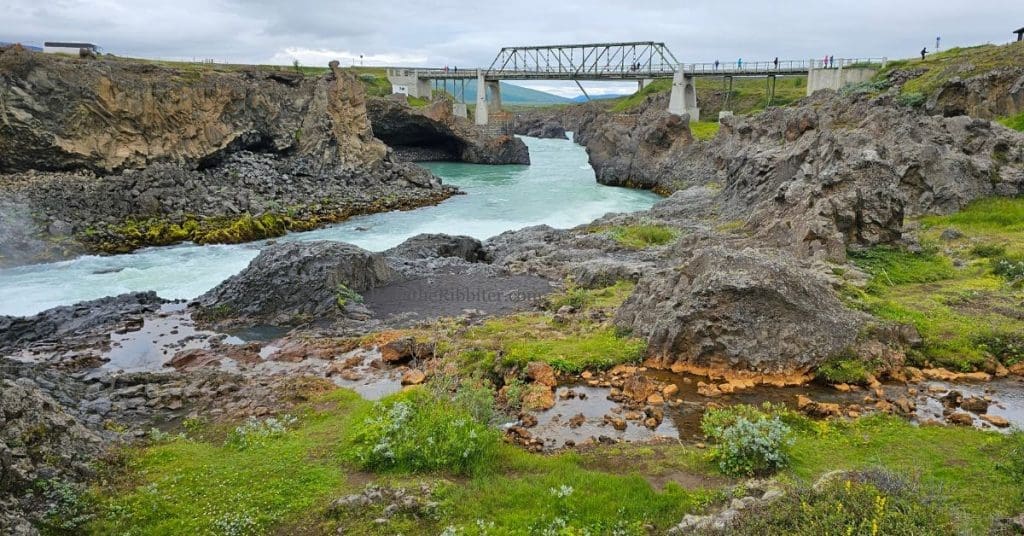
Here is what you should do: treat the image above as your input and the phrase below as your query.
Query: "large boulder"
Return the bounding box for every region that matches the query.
[385,233,486,263]
[615,245,864,376]
[195,241,398,327]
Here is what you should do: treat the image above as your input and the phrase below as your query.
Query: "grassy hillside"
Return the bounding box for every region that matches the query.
[878,41,1024,96]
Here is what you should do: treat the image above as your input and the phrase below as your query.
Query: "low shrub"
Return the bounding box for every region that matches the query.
[702,405,795,477]
[897,91,926,108]
[992,256,1024,281]
[977,333,1024,366]
[970,243,1007,258]
[38,480,97,533]
[702,470,956,535]
[225,414,297,450]
[344,389,498,475]
[815,356,873,385]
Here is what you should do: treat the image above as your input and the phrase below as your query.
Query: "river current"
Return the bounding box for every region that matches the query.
[0,136,660,316]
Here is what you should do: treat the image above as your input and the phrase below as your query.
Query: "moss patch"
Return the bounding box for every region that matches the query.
[844,197,1024,371]
[690,121,721,140]
[589,223,680,249]
[998,111,1024,132]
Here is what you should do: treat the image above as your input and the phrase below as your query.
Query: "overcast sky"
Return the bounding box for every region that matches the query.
[4,0,1021,97]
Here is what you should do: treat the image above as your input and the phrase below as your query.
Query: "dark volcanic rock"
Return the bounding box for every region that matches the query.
[367,97,529,165]
[615,245,864,374]
[0,292,165,353]
[195,241,398,327]
[385,233,487,263]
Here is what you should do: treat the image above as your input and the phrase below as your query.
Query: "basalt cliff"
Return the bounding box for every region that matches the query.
[0,46,456,267]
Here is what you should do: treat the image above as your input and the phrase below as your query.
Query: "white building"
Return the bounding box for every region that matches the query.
[43,42,99,55]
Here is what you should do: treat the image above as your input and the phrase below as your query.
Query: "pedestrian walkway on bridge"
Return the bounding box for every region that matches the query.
[386,42,886,124]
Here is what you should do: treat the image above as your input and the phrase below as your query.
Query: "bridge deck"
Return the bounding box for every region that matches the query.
[389,58,883,82]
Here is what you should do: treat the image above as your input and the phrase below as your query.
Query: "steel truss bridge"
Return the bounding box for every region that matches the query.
[385,41,886,124]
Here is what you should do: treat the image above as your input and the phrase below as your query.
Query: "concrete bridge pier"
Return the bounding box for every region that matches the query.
[474,72,503,125]
[475,72,489,125]
[668,69,699,121]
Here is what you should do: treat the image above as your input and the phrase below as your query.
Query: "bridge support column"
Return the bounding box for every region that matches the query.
[412,73,432,99]
[453,103,468,119]
[475,72,489,125]
[486,80,502,113]
[668,70,699,121]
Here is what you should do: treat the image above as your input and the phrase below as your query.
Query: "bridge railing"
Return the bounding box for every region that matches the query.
[678,57,887,74]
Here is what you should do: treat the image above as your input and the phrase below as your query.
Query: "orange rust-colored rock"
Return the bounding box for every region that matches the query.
[401,369,427,386]
[622,373,659,402]
[526,361,558,387]
[522,384,555,411]
[645,359,813,387]
[981,414,1010,428]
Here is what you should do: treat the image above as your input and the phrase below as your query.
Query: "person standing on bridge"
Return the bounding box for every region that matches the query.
[829,55,834,68]
[714,60,719,70]
[737,58,742,69]
[773,57,779,69]
[823,54,829,68]
[454,66,458,73]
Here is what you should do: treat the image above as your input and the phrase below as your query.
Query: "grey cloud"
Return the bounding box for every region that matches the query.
[3,0,1021,78]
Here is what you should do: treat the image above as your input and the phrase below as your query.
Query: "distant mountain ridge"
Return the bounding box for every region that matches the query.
[570,94,629,103]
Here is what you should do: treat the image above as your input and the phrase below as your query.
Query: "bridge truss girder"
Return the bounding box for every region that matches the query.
[485,41,680,80]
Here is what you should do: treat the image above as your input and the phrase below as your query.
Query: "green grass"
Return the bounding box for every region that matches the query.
[86,383,1022,535]
[590,223,680,249]
[787,415,1022,534]
[715,472,956,535]
[848,246,956,294]
[843,197,1024,371]
[89,387,721,535]
[453,312,645,374]
[89,389,364,535]
[690,121,721,140]
[998,111,1024,132]
[609,79,671,112]
[432,447,719,534]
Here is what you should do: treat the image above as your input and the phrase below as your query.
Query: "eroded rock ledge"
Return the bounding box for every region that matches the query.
[0,46,456,267]
[367,97,530,164]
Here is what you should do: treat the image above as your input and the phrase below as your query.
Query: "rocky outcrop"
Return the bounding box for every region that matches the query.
[568,91,1024,260]
[615,245,864,375]
[0,292,165,353]
[511,113,568,139]
[924,67,1024,119]
[0,47,382,173]
[0,368,110,535]
[0,47,456,267]
[194,241,398,327]
[367,97,529,164]
[704,93,1024,259]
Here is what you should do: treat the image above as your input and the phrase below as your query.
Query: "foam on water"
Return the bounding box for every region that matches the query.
[0,136,660,316]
